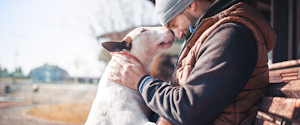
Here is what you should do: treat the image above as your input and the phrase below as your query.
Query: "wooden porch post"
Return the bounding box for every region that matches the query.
[297,0,300,59]
[271,0,300,63]
[271,0,288,63]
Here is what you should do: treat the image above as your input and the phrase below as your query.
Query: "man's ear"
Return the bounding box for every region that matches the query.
[102,40,132,52]
[189,1,196,11]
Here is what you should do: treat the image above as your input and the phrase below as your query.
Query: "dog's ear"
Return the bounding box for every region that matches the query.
[102,40,132,52]
[102,37,132,52]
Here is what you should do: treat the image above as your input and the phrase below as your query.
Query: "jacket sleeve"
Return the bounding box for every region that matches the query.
[140,23,258,125]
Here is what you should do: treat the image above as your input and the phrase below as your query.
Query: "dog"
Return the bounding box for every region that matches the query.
[85,27,175,125]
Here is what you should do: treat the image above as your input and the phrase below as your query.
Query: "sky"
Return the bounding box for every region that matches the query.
[0,0,160,77]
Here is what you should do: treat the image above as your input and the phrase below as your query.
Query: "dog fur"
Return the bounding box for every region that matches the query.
[85,27,174,125]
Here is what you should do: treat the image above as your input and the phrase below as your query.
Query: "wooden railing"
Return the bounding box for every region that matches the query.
[255,60,300,125]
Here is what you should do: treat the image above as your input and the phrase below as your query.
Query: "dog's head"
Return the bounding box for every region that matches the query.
[102,27,175,59]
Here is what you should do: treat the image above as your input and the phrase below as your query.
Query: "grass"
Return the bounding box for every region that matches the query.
[27,102,93,124]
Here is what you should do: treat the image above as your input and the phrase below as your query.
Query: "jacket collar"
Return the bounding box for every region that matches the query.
[186,0,253,39]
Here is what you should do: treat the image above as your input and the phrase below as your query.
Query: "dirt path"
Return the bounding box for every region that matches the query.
[0,104,76,125]
[0,84,97,125]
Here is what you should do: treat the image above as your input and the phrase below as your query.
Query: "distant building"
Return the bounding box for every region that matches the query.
[0,67,28,84]
[0,66,27,78]
[9,67,27,78]
[0,67,9,77]
[29,64,69,83]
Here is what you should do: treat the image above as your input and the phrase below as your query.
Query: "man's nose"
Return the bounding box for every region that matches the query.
[174,30,183,40]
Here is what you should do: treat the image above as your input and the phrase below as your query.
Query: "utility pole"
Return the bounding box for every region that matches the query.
[13,34,25,84]
[72,57,85,84]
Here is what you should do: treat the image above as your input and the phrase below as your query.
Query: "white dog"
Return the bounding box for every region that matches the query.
[85,27,175,125]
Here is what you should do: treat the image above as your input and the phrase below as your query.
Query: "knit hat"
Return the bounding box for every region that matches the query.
[156,0,195,26]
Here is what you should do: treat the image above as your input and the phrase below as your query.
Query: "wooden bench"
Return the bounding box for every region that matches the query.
[255,60,300,125]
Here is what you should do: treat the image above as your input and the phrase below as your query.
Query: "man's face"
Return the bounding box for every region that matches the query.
[164,11,197,40]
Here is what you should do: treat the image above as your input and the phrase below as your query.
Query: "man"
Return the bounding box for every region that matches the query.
[109,0,276,124]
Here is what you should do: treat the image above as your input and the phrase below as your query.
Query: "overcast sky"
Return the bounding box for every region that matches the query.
[0,0,159,77]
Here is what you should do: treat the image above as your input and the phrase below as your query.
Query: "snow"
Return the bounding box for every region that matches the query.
[0,0,160,77]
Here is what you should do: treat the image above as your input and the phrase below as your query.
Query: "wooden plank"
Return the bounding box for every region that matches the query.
[282,76,298,82]
[282,73,299,77]
[254,118,279,125]
[269,76,296,83]
[258,96,300,122]
[269,67,300,77]
[269,76,283,83]
[255,111,283,125]
[255,111,300,125]
[266,80,300,98]
[269,67,300,83]
[269,59,300,70]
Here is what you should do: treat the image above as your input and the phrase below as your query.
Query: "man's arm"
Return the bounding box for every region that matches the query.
[139,23,258,124]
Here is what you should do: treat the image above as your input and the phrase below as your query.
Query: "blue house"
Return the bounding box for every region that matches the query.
[29,64,69,83]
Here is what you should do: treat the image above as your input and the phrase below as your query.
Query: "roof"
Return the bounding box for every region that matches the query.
[29,64,69,83]
[9,71,27,78]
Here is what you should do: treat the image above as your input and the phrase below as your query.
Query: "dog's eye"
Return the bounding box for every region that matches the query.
[141,29,147,33]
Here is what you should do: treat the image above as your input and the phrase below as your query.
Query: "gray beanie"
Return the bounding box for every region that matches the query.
[156,0,195,26]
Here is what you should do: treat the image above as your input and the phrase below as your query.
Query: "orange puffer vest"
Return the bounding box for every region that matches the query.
[172,2,276,124]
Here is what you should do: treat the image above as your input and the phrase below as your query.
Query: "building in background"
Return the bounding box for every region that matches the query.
[0,66,28,84]
[9,67,27,79]
[28,64,100,84]
[29,64,69,84]
[0,66,10,78]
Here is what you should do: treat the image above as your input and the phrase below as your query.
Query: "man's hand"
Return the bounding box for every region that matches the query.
[108,54,149,91]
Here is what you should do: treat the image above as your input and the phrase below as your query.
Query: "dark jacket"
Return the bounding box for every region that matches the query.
[138,1,276,125]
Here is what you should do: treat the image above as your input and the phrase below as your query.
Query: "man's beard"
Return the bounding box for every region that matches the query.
[182,11,198,24]
[181,11,197,37]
